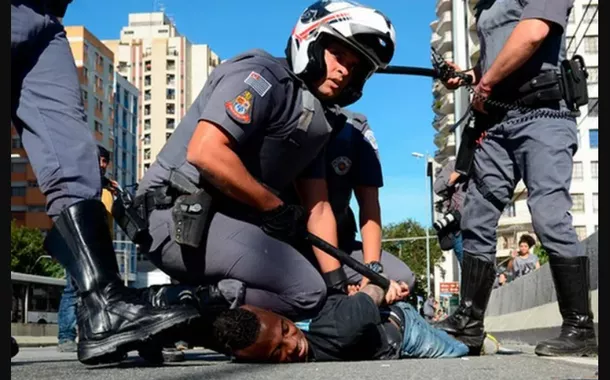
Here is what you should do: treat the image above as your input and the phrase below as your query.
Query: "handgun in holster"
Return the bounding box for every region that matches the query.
[112,186,151,246]
[167,170,214,249]
[559,55,589,115]
[454,112,491,177]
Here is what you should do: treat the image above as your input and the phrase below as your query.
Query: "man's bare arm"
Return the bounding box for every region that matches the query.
[186,120,282,212]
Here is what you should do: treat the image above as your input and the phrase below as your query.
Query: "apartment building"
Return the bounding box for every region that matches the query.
[103,12,221,180]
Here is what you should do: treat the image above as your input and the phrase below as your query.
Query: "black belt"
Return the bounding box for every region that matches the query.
[133,187,175,218]
[493,71,563,107]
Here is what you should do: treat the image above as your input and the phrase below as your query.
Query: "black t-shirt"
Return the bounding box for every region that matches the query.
[301,291,393,362]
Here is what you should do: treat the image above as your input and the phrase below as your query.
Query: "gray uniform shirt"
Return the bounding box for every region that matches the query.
[138,50,339,210]
[433,160,468,213]
[512,253,539,278]
[476,0,573,97]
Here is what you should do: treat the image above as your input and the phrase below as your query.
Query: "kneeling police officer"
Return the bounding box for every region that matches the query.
[131,1,396,320]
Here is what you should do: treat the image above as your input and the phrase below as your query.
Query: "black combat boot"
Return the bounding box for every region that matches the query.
[434,253,496,355]
[535,256,598,357]
[45,199,200,365]
[136,282,238,364]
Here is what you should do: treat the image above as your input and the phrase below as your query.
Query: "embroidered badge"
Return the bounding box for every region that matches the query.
[225,90,254,124]
[244,71,272,97]
[332,156,352,175]
[364,129,378,150]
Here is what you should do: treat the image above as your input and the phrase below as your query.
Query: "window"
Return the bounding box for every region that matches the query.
[145,60,151,71]
[11,163,26,173]
[584,36,598,54]
[502,202,516,218]
[589,130,598,149]
[144,104,151,116]
[143,134,151,145]
[123,89,129,108]
[592,193,598,214]
[144,148,151,160]
[166,60,176,70]
[568,9,576,23]
[144,75,151,86]
[122,110,128,129]
[587,98,598,117]
[583,5,598,24]
[95,98,103,112]
[572,162,583,180]
[94,121,103,132]
[144,118,151,130]
[574,226,587,241]
[567,37,576,57]
[144,89,151,101]
[587,67,598,84]
[571,193,585,213]
[144,163,150,172]
[28,205,46,212]
[595,225,598,232]
[166,103,175,115]
[166,74,175,86]
[591,161,598,179]
[27,180,38,187]
[166,88,175,100]
[166,132,172,141]
[93,75,100,92]
[81,90,88,104]
[11,186,26,197]
[11,136,22,148]
[166,118,175,129]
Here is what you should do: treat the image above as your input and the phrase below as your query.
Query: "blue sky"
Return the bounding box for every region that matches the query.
[64,0,438,228]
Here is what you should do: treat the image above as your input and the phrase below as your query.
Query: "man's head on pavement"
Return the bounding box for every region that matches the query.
[212,306,308,363]
[98,145,110,176]
[286,0,396,107]
[518,234,536,256]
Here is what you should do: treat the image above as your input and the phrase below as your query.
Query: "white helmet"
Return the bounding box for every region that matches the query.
[286,0,396,106]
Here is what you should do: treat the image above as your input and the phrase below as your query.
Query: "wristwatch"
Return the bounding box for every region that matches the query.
[365,261,384,274]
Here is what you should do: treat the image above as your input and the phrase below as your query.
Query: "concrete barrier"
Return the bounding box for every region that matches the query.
[484,232,599,345]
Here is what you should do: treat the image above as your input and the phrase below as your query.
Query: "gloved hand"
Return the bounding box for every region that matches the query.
[260,203,308,243]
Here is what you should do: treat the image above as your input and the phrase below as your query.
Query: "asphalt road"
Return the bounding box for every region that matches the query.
[11,346,598,380]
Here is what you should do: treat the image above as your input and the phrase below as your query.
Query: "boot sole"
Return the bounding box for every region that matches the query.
[535,344,598,357]
[77,309,199,365]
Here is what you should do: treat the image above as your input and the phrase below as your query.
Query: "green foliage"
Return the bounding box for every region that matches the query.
[10,220,64,278]
[382,218,444,297]
[534,243,549,266]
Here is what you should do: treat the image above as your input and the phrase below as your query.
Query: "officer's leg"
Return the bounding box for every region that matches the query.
[12,4,198,365]
[345,241,416,290]
[148,210,327,321]
[512,117,597,357]
[435,130,518,355]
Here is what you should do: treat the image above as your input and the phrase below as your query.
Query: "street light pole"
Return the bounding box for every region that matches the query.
[412,152,432,296]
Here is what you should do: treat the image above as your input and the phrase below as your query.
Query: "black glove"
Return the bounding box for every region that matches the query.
[260,203,308,243]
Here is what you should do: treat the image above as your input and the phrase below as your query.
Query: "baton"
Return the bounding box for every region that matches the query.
[377,65,438,78]
[305,232,391,290]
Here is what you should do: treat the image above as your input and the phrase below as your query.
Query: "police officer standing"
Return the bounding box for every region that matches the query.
[12,0,199,365]
[135,1,397,320]
[312,110,416,291]
[436,0,597,357]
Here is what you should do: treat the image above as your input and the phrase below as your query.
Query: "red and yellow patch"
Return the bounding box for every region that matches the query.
[225,90,254,124]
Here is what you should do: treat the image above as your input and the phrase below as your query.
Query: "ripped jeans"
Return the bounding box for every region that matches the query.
[395,301,468,358]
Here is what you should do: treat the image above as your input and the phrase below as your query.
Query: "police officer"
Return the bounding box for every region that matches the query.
[11,0,199,365]
[135,1,396,320]
[436,0,597,357]
[314,110,416,290]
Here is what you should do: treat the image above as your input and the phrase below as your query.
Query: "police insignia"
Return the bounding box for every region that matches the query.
[225,90,254,124]
[244,71,272,97]
[364,130,378,150]
[332,156,352,175]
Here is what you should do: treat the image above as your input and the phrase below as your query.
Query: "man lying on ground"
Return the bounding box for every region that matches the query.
[203,280,469,363]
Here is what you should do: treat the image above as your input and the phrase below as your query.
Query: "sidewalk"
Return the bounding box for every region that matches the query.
[14,336,59,347]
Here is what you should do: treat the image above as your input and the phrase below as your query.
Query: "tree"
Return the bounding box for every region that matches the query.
[534,243,549,266]
[381,218,444,298]
[11,220,64,278]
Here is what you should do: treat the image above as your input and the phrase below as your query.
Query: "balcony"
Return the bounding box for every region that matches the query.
[432,79,449,99]
[434,133,456,162]
[430,20,439,33]
[433,31,453,55]
[436,0,451,16]
[436,10,452,35]
[432,114,455,132]
[432,92,454,116]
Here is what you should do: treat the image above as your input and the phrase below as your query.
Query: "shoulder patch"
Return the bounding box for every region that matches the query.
[244,71,272,97]
[364,129,378,150]
[331,156,352,176]
[225,89,254,124]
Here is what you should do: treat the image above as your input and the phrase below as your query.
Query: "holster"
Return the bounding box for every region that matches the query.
[558,55,589,114]
[112,188,151,246]
[167,170,214,249]
[454,112,491,176]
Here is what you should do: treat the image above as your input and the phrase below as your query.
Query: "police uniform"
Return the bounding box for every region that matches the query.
[322,110,415,289]
[438,0,597,357]
[137,50,343,320]
[12,1,199,365]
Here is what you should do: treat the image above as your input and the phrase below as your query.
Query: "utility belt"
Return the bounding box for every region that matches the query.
[112,170,214,249]
[454,55,589,177]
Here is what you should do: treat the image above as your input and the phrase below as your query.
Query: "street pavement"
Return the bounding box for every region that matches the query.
[11,345,598,380]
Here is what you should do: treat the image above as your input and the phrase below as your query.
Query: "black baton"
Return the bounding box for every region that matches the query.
[305,233,391,290]
[377,65,438,78]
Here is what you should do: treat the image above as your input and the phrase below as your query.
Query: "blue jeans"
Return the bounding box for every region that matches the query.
[395,302,468,358]
[453,232,464,265]
[57,274,77,343]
